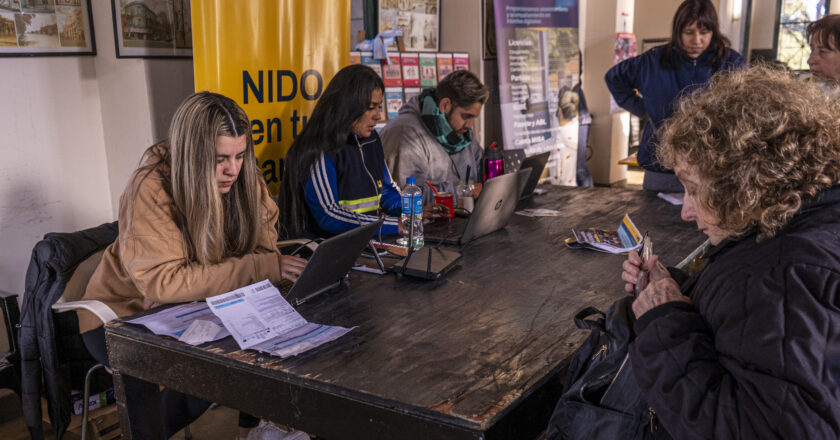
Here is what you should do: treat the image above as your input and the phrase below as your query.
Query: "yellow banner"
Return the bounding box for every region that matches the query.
[192,0,350,194]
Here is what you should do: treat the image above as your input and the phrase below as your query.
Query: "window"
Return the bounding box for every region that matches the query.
[775,0,830,70]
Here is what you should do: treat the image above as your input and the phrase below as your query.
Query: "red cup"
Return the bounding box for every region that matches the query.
[434,192,455,219]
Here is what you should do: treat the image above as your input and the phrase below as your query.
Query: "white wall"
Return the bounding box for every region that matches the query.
[440,0,484,146]
[0,57,113,295]
[90,0,194,213]
[749,0,777,51]
[0,2,193,297]
[582,0,634,185]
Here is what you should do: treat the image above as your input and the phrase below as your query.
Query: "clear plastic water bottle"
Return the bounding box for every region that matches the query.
[397,177,424,249]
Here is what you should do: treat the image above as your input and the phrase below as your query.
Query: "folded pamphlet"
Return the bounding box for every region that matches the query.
[565,214,643,254]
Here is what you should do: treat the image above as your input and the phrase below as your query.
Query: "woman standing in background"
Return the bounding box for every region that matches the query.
[605,0,744,192]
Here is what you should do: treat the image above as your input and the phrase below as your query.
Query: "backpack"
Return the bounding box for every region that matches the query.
[546,296,670,439]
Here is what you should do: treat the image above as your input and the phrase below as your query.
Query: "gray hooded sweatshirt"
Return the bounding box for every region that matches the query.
[380,95,484,204]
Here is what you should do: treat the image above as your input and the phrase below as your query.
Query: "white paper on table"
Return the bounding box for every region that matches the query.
[207,279,355,357]
[127,302,230,342]
[206,280,307,349]
[255,322,356,358]
[657,192,684,205]
[177,319,223,345]
[515,208,564,217]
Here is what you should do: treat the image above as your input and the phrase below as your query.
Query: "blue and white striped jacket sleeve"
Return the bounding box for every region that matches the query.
[303,153,399,236]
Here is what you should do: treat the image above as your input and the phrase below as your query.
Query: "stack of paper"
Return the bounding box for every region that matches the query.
[128,280,354,358]
[206,280,355,358]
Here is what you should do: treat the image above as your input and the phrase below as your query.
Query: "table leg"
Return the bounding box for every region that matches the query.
[114,369,166,439]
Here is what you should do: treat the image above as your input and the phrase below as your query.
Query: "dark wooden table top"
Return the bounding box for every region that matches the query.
[106,185,706,440]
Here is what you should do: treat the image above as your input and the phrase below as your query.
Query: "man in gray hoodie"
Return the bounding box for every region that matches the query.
[380,70,489,204]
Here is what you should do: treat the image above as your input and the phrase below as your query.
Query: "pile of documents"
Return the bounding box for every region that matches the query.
[128,280,354,358]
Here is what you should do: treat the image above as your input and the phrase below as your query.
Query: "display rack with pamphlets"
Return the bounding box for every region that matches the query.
[349,50,472,122]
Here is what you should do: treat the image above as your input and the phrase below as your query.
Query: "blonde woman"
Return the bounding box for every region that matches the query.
[622,65,840,437]
[80,92,306,439]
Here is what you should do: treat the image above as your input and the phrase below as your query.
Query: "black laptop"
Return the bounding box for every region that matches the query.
[515,151,551,199]
[424,168,532,246]
[283,220,382,305]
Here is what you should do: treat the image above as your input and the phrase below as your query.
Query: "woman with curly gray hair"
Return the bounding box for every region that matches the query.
[620,64,840,438]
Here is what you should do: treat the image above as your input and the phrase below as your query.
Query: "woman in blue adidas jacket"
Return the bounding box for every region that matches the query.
[282,64,403,237]
[605,0,744,192]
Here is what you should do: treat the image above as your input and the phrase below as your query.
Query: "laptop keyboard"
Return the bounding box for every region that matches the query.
[275,279,293,296]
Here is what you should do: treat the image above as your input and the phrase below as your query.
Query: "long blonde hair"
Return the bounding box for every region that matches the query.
[129,92,262,264]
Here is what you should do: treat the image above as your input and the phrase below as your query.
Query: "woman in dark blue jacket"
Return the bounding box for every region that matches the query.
[605,0,744,192]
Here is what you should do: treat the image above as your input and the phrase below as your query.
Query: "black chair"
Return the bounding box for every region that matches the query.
[18,222,196,440]
[0,289,21,398]
[18,223,122,440]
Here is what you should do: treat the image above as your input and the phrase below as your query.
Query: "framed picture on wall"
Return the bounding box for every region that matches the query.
[0,0,96,57]
[111,0,191,58]
[378,0,439,52]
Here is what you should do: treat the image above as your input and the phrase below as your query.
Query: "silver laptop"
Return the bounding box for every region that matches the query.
[424,168,532,246]
[283,220,382,305]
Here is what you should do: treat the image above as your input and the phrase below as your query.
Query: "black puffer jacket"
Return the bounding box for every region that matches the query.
[630,187,840,439]
[18,222,117,440]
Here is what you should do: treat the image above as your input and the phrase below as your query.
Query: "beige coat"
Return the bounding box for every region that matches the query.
[79,143,284,333]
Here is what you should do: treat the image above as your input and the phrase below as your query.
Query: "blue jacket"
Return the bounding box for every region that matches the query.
[605,45,744,172]
[304,131,401,236]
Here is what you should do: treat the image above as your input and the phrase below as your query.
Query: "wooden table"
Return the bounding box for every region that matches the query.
[105,186,705,440]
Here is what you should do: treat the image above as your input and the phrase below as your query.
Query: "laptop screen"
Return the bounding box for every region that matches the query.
[286,220,382,304]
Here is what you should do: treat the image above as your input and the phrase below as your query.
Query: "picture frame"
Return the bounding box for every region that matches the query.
[378,0,439,52]
[111,0,191,58]
[0,0,96,57]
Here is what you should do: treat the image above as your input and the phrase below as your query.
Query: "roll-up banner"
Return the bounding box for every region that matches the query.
[192,0,351,194]
[493,0,580,186]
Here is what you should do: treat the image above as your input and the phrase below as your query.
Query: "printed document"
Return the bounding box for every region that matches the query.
[207,279,355,358]
[127,302,230,345]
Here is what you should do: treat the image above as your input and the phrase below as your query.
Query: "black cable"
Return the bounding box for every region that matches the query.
[286,239,320,256]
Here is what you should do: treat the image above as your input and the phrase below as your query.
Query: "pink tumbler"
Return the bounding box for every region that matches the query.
[484,142,504,182]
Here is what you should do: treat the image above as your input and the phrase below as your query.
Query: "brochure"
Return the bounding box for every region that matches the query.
[436,53,453,81]
[385,87,404,120]
[349,51,361,65]
[361,52,382,78]
[401,52,420,86]
[419,53,437,87]
[453,52,470,71]
[565,214,644,254]
[382,54,402,87]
